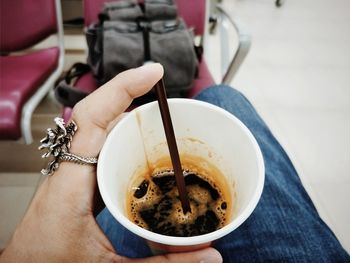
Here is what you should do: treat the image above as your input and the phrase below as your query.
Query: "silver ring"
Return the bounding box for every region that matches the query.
[39,117,98,176]
[59,152,98,165]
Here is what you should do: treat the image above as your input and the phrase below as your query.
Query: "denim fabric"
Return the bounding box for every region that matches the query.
[96,85,350,262]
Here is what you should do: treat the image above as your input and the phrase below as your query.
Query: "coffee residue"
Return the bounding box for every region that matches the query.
[127,156,233,237]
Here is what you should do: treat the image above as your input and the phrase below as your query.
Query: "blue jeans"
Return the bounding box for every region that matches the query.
[97,86,350,262]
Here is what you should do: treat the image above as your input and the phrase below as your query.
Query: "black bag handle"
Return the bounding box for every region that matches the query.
[55,63,91,108]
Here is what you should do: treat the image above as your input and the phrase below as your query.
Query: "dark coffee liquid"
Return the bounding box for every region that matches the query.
[128,168,231,237]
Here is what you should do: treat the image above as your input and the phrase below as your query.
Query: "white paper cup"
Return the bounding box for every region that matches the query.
[97,99,264,253]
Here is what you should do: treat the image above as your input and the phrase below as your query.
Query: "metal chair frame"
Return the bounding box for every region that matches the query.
[205,0,251,85]
[216,4,251,84]
[20,0,65,144]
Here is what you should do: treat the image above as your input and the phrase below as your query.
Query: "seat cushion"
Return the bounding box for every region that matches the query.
[0,47,59,140]
[62,59,215,121]
[188,58,216,97]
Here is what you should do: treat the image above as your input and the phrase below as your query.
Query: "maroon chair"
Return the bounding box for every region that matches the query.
[62,0,250,121]
[0,0,64,144]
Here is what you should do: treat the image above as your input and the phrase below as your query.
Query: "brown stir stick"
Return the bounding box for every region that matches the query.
[154,79,191,214]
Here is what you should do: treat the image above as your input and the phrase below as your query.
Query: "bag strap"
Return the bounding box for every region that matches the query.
[55,63,91,108]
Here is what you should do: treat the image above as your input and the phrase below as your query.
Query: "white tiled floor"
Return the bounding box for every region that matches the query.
[0,173,42,249]
[214,0,350,252]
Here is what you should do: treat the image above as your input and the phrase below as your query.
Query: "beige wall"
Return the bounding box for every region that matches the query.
[61,0,83,21]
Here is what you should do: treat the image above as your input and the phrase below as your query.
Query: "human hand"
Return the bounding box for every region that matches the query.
[0,64,222,263]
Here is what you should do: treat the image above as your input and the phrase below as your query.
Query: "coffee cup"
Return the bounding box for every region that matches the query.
[97,99,264,253]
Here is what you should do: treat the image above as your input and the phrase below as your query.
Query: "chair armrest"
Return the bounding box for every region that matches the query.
[20,0,65,144]
[216,5,251,85]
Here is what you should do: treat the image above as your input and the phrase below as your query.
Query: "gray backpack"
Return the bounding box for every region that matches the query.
[86,0,198,96]
[56,0,200,107]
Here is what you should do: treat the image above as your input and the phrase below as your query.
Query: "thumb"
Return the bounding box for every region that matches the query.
[113,248,223,263]
[71,63,164,157]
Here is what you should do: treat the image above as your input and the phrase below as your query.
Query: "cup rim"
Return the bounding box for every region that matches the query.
[97,98,265,246]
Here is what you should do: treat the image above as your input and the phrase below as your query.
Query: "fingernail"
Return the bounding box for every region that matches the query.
[200,248,223,263]
[137,62,164,76]
[138,62,161,69]
[142,60,156,66]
